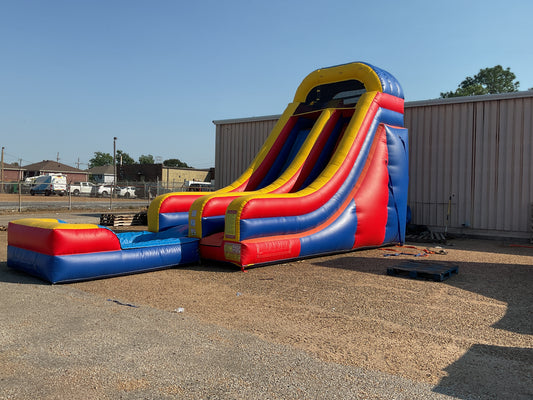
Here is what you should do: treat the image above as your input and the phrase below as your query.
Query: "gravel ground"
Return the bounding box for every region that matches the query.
[1,211,532,399]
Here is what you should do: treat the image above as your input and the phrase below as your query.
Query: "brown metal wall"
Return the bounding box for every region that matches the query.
[214,117,278,188]
[214,92,533,238]
[405,93,533,238]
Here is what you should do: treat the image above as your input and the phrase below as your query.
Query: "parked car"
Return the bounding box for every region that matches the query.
[116,186,137,198]
[69,181,97,196]
[21,177,37,194]
[96,184,113,197]
[29,174,67,196]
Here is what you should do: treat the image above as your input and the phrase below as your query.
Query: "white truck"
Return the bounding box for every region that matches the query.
[69,182,97,196]
[184,180,214,192]
[68,182,114,197]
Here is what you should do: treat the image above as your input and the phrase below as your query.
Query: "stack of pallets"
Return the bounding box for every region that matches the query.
[100,210,147,227]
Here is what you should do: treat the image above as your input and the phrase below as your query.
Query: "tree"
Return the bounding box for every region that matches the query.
[138,154,155,164]
[116,150,135,165]
[163,158,191,168]
[440,65,519,98]
[88,152,113,168]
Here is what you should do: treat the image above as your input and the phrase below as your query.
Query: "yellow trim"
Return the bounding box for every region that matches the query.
[147,196,163,231]
[293,62,383,103]
[10,218,100,230]
[224,92,378,242]
[188,109,335,238]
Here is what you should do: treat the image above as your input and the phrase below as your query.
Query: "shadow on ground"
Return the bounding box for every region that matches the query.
[434,344,533,399]
[0,261,46,285]
[313,254,533,399]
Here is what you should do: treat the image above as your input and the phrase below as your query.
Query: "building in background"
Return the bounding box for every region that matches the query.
[23,160,88,183]
[119,164,214,190]
[87,163,215,192]
[0,162,26,193]
[1,162,25,182]
[214,91,533,240]
[88,165,115,184]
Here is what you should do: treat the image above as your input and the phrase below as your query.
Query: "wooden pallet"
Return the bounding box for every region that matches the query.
[100,211,147,227]
[387,261,459,282]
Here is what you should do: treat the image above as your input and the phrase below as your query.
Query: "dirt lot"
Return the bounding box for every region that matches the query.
[1,212,532,399]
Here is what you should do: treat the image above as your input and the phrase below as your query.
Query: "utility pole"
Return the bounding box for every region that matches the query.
[110,137,117,209]
[18,158,22,211]
[1,146,4,193]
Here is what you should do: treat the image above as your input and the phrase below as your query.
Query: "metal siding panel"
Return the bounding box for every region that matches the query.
[221,126,230,187]
[406,105,428,226]
[422,107,433,224]
[431,106,440,226]
[428,107,438,225]
[461,103,475,229]
[214,125,221,188]
[504,100,517,231]
[515,100,526,231]
[491,101,503,231]
[524,99,533,233]
[438,106,448,226]
[450,104,463,229]
[440,105,451,227]
[486,101,497,229]
[474,102,486,229]
[475,102,485,230]
[495,100,506,230]
[451,104,462,227]
[514,98,531,232]
[235,124,242,181]
[215,119,277,188]
[410,107,424,224]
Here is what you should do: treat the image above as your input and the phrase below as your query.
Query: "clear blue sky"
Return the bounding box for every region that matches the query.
[2,0,532,169]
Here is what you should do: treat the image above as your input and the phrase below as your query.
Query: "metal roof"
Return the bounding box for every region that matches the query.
[213,91,533,125]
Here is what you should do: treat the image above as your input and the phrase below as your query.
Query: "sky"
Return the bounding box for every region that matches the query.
[1,0,532,170]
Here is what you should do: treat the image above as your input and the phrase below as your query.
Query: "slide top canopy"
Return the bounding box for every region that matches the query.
[293,62,404,111]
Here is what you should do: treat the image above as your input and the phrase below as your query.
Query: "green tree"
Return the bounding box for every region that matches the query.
[440,65,519,98]
[88,151,113,168]
[163,158,191,168]
[116,150,135,165]
[138,154,155,164]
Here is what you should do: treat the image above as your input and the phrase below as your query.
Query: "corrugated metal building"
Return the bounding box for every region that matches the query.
[213,91,533,239]
[214,115,280,189]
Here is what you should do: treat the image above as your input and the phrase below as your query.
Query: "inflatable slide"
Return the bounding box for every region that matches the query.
[193,62,409,267]
[7,62,408,283]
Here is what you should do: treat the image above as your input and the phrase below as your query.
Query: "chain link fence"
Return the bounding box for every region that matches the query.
[0,180,214,198]
[0,180,214,212]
